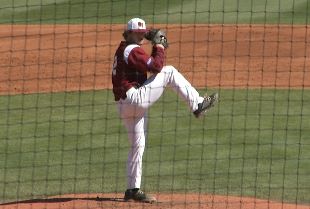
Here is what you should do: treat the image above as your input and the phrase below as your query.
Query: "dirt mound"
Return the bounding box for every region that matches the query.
[1,193,308,209]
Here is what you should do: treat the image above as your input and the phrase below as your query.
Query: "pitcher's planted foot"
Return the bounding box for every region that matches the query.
[124,189,156,203]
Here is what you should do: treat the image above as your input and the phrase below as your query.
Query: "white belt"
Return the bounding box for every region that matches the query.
[121,86,137,101]
[126,87,137,96]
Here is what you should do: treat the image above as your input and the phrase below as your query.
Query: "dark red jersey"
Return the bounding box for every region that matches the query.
[112,41,165,101]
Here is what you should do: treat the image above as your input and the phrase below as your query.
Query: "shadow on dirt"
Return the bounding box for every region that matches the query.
[0,196,125,205]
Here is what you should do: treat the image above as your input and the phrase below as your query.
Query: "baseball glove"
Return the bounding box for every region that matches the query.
[145,29,168,48]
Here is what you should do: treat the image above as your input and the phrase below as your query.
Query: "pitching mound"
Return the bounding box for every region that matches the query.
[0,193,308,209]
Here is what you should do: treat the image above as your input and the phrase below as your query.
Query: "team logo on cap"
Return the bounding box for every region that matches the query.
[127,18,147,32]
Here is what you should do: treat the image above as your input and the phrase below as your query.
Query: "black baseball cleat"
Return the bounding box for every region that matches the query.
[124,189,156,203]
[193,92,219,118]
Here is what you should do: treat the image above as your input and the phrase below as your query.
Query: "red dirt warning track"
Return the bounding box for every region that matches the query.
[0,24,309,95]
[0,24,309,208]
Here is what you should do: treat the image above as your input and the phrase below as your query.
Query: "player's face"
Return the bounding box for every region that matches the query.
[132,32,145,45]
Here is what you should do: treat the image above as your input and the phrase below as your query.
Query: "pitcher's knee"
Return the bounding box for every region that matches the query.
[130,135,145,149]
[162,65,178,74]
[130,144,145,154]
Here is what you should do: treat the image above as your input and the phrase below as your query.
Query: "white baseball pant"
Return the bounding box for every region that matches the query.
[117,65,204,189]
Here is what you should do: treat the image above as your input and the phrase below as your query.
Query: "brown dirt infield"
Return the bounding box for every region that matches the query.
[0,24,309,208]
[0,193,309,209]
[0,24,309,95]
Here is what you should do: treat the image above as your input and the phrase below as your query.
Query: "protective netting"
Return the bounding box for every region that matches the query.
[0,1,309,209]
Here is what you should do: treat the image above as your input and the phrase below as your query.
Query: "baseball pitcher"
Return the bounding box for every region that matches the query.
[112,17,218,203]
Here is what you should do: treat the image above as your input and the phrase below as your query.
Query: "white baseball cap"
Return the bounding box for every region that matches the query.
[127,18,148,33]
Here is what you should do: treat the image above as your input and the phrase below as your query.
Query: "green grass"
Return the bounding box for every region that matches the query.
[0,89,309,205]
[0,0,309,24]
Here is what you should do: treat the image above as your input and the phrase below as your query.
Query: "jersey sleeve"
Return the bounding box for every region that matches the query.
[126,47,150,73]
[148,45,165,73]
[126,45,165,74]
